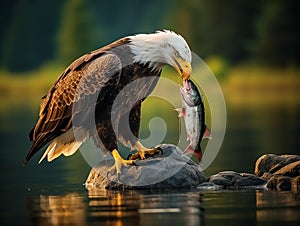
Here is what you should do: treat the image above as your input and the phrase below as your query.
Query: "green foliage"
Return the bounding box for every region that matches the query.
[254,0,300,67]
[1,0,299,72]
[56,0,97,65]
[205,55,230,80]
[169,0,260,63]
[0,0,63,72]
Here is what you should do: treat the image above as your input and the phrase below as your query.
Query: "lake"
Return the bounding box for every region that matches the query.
[0,100,299,225]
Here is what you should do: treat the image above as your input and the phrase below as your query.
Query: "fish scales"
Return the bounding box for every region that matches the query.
[177,79,211,162]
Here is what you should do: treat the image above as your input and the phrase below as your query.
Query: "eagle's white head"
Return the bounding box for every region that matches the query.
[129,30,192,80]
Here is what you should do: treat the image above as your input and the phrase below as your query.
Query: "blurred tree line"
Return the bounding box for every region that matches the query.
[1,0,299,72]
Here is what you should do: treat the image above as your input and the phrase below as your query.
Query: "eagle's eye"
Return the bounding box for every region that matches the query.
[175,51,180,58]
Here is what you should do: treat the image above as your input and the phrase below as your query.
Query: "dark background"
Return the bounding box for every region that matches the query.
[1,0,299,72]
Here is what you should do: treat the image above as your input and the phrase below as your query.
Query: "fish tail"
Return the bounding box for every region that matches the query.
[183,145,203,162]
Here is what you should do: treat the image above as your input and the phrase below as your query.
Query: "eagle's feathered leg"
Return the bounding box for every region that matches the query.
[120,102,160,160]
[96,118,135,174]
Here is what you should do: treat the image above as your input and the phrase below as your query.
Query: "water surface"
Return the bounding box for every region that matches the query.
[4,185,300,226]
[0,104,299,225]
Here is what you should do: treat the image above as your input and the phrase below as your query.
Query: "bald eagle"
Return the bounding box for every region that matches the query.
[24,30,192,173]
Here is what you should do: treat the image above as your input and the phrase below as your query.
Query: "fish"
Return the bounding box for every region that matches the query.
[176,79,211,162]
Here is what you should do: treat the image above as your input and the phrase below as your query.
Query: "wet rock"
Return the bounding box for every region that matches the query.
[261,172,273,180]
[85,144,206,190]
[254,154,300,191]
[266,175,292,191]
[255,154,300,177]
[292,176,300,191]
[209,171,267,189]
[273,160,300,177]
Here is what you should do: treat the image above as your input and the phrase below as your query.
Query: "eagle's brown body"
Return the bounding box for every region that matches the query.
[25,38,161,163]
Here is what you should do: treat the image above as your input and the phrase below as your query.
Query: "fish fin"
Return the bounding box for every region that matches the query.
[202,125,212,140]
[183,145,203,162]
[186,133,190,141]
[175,107,185,117]
[183,144,194,155]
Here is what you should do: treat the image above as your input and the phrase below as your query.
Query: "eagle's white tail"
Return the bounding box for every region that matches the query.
[38,129,82,163]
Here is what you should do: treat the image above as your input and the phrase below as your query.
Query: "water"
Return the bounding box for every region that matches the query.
[2,185,300,226]
[0,103,300,225]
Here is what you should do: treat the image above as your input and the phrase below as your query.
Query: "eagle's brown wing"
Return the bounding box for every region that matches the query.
[111,71,161,148]
[25,53,122,164]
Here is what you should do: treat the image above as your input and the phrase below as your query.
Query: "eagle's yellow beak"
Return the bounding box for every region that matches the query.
[174,58,192,80]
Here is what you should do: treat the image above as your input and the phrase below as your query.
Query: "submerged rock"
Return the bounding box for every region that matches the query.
[209,171,267,189]
[85,144,206,190]
[254,154,300,191]
[197,182,223,190]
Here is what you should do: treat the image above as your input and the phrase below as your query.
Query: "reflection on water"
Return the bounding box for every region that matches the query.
[256,190,300,223]
[88,189,140,223]
[26,188,300,226]
[27,193,86,226]
[27,188,204,226]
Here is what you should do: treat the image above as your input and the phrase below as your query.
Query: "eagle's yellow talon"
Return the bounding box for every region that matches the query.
[111,149,134,174]
[139,151,146,160]
[129,141,160,160]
